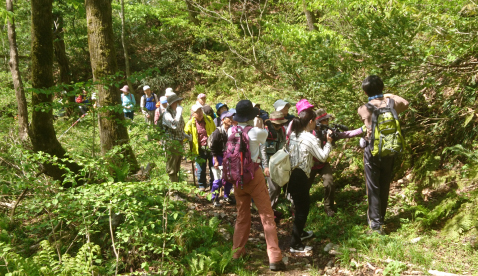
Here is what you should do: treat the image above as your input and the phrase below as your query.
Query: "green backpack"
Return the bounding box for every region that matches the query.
[365,98,405,158]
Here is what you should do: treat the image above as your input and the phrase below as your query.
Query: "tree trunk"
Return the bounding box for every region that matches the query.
[85,0,139,172]
[6,0,29,141]
[53,12,75,116]
[185,0,200,26]
[302,0,317,31]
[120,0,133,90]
[30,0,82,187]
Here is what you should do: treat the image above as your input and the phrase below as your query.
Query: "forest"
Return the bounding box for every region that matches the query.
[0,0,477,275]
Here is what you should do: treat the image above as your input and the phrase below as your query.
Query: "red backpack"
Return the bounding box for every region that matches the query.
[222,125,254,190]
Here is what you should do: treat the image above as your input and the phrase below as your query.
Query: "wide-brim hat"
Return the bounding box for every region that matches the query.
[233,100,259,122]
[167,94,183,105]
[273,99,291,112]
[269,111,288,125]
[315,108,332,121]
[120,85,130,93]
[215,102,228,112]
[296,99,314,114]
[165,88,175,97]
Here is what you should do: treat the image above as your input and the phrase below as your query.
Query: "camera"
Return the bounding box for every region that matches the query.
[316,123,349,144]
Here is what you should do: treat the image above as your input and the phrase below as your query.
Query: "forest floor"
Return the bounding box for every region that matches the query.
[177,159,409,276]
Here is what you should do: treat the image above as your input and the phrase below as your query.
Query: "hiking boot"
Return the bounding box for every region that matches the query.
[300,230,314,241]
[368,226,386,236]
[213,201,222,208]
[224,196,236,205]
[270,261,286,271]
[290,245,313,253]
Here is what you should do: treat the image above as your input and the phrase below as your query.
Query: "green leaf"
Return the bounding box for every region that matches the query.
[464,113,474,127]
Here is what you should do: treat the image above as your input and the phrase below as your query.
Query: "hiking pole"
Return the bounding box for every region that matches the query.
[59,113,88,140]
[189,141,196,187]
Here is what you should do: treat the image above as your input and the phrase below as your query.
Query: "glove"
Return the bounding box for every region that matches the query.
[91,93,97,100]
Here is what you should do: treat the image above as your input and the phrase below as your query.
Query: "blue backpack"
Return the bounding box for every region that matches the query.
[144,93,157,111]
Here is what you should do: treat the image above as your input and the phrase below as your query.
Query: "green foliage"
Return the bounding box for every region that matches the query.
[384,260,407,276]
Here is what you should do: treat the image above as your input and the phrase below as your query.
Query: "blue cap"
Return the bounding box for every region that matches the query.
[160,96,168,104]
[215,103,228,112]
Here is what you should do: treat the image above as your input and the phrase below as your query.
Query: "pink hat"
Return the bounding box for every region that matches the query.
[120,85,129,93]
[197,93,206,99]
[296,99,314,114]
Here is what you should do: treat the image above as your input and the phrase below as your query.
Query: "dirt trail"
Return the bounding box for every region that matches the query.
[177,158,377,275]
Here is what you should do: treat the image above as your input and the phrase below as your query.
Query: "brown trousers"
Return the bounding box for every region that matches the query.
[233,167,282,263]
[166,141,183,182]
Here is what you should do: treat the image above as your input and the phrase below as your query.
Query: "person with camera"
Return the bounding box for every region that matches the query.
[311,108,365,217]
[287,103,333,253]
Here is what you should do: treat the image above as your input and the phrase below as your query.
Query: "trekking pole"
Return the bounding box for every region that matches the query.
[58,113,88,140]
[189,141,196,187]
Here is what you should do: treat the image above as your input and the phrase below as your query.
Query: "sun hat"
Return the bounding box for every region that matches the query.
[296,99,314,114]
[143,85,150,91]
[215,102,228,112]
[315,108,332,121]
[220,111,234,120]
[165,88,175,97]
[120,85,129,93]
[252,102,261,108]
[197,93,206,99]
[273,99,291,112]
[191,104,203,113]
[269,111,288,125]
[233,100,259,123]
[160,96,167,104]
[167,94,183,105]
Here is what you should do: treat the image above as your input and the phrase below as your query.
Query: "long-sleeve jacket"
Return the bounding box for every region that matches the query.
[210,125,227,157]
[162,107,187,141]
[289,131,333,178]
[121,93,136,113]
[184,115,215,155]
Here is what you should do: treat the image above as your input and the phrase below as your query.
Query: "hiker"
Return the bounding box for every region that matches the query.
[162,94,190,182]
[310,108,366,217]
[121,85,135,120]
[184,104,216,191]
[140,85,158,125]
[154,96,168,126]
[214,103,228,127]
[253,102,269,121]
[76,90,90,115]
[228,100,285,272]
[288,106,333,253]
[358,75,409,235]
[262,111,288,209]
[202,105,216,120]
[273,99,295,124]
[209,111,236,207]
[196,93,207,107]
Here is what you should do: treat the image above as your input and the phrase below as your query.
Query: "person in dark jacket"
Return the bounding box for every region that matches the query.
[214,102,229,127]
[210,111,236,207]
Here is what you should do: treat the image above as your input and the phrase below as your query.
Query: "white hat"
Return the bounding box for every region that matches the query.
[191,104,203,113]
[273,99,290,112]
[143,85,150,91]
[160,96,167,104]
[165,88,174,96]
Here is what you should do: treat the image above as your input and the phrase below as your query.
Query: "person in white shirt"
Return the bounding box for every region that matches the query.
[229,100,285,272]
[287,107,333,253]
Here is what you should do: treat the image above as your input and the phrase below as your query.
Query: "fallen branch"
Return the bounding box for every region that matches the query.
[9,188,28,220]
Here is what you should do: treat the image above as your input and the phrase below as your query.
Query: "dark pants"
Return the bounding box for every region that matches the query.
[308,162,335,211]
[196,148,214,190]
[124,111,134,120]
[287,168,310,248]
[364,147,395,230]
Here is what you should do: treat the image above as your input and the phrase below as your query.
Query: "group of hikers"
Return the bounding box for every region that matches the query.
[111,75,409,271]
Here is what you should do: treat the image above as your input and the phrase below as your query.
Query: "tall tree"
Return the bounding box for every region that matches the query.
[53,11,75,116]
[30,0,82,186]
[85,0,138,171]
[302,0,317,31]
[185,0,200,26]
[119,0,133,90]
[6,0,29,141]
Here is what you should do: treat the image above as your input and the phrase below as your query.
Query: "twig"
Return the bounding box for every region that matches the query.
[109,203,119,276]
[45,208,62,264]
[9,188,28,220]
[161,187,171,272]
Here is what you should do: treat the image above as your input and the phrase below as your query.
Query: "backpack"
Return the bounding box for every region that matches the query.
[222,125,254,190]
[269,146,292,187]
[365,98,405,158]
[143,93,156,111]
[75,95,83,103]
